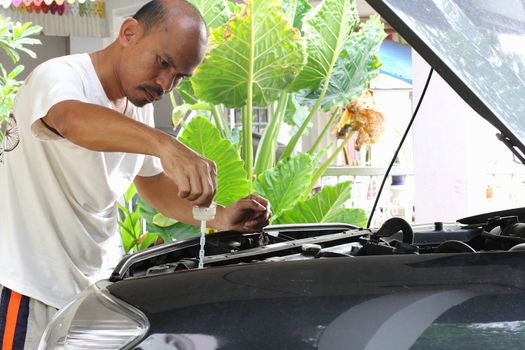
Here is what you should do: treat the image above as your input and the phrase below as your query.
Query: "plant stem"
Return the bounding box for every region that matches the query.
[216,105,229,130]
[308,108,341,155]
[280,73,332,160]
[243,1,255,189]
[210,104,229,138]
[254,93,288,174]
[308,130,355,192]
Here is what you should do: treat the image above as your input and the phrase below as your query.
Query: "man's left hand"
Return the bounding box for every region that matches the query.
[215,194,271,233]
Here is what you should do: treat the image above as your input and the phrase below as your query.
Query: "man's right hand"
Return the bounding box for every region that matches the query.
[159,137,217,207]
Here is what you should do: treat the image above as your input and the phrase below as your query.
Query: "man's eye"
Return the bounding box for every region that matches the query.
[158,57,169,68]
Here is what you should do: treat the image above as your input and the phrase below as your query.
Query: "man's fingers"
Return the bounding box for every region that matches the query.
[176,161,217,206]
[243,216,270,232]
[193,172,215,207]
[244,198,267,212]
[177,177,191,199]
[247,194,269,208]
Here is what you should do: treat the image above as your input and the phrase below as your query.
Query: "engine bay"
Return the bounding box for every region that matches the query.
[110,208,525,282]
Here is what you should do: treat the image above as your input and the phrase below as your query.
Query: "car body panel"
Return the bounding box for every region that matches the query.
[108,252,525,349]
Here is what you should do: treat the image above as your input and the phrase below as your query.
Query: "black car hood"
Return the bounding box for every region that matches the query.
[366,0,525,161]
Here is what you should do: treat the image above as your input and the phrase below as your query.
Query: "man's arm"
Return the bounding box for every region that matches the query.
[135,173,271,233]
[44,100,217,206]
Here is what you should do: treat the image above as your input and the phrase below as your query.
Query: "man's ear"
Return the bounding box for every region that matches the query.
[118,18,141,47]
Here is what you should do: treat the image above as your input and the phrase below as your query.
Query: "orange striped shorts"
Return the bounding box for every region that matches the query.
[0,286,57,350]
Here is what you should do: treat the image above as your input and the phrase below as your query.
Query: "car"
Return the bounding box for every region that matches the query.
[38,0,525,349]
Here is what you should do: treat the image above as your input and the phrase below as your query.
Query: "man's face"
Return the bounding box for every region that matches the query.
[118,17,207,107]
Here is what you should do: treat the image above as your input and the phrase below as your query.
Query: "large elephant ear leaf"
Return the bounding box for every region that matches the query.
[289,0,359,92]
[282,0,312,30]
[297,15,386,110]
[255,153,315,221]
[179,117,250,206]
[191,0,307,108]
[274,181,367,226]
[186,0,231,29]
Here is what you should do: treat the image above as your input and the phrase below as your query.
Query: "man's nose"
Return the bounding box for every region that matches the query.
[157,71,178,93]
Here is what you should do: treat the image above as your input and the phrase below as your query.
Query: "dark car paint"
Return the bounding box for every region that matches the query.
[107,252,525,349]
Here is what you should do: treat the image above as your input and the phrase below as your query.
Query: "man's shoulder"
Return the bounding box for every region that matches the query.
[29,54,90,82]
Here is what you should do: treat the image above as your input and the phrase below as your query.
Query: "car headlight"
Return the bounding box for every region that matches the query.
[38,281,149,350]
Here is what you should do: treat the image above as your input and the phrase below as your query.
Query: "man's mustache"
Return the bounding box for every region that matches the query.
[140,85,164,97]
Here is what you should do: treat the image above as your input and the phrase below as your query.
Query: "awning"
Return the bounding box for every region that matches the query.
[378,40,412,84]
[1,0,100,7]
[0,0,106,37]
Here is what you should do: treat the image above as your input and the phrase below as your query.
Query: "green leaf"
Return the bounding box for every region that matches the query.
[152,212,178,227]
[227,1,244,15]
[118,206,142,253]
[284,93,310,132]
[275,181,367,225]
[187,0,231,29]
[335,208,368,227]
[255,153,315,220]
[191,0,307,108]
[118,221,135,253]
[297,15,386,110]
[179,116,250,206]
[123,182,137,203]
[161,222,200,241]
[131,210,142,238]
[138,196,200,242]
[289,0,359,92]
[282,0,312,30]
[7,65,23,80]
[176,79,199,105]
[117,202,130,216]
[138,233,160,250]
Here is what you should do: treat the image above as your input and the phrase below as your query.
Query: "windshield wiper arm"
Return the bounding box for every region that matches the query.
[496,133,525,165]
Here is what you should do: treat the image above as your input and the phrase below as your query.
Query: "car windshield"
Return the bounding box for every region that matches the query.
[380,0,525,151]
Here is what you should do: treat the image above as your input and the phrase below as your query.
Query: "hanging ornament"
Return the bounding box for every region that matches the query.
[67,0,75,4]
[92,1,103,17]
[49,1,58,13]
[78,1,91,16]
[0,0,10,9]
[33,0,43,5]
[63,1,72,14]
[41,2,49,13]
[55,0,65,5]
[43,0,53,5]
[12,0,23,7]
[68,1,79,15]
[23,0,32,6]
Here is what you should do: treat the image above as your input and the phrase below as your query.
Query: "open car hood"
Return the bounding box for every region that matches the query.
[366,0,525,162]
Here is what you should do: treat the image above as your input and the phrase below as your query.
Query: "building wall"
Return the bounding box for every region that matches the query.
[0,34,68,80]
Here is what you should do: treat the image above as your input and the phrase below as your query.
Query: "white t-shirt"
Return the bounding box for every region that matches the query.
[0,53,163,308]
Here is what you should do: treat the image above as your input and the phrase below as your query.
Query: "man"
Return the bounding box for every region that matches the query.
[0,0,270,348]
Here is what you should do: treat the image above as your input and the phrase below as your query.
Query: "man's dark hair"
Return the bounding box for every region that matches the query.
[133,0,168,33]
[133,0,206,34]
